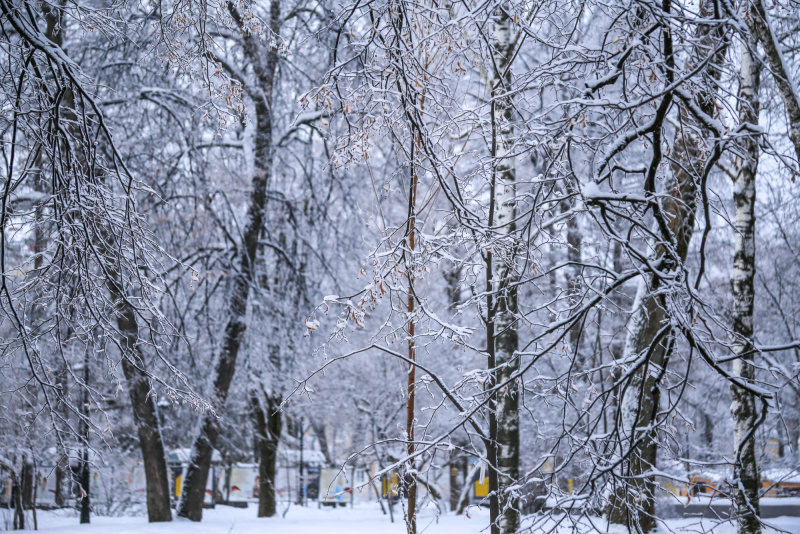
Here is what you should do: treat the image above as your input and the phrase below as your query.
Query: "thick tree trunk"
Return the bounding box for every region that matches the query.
[108,279,173,522]
[489,6,519,534]
[43,1,172,520]
[729,39,762,534]
[605,122,702,532]
[99,199,172,521]
[606,11,726,531]
[120,361,172,522]
[605,277,673,532]
[252,392,283,517]
[54,455,69,507]
[176,0,281,521]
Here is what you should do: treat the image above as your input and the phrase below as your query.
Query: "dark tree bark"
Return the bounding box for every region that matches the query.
[252,392,283,517]
[40,0,173,520]
[176,0,281,521]
[20,457,34,511]
[54,455,69,507]
[729,37,762,534]
[606,8,727,531]
[0,459,25,530]
[449,453,466,512]
[605,112,699,534]
[746,0,800,161]
[79,352,90,524]
[107,278,173,522]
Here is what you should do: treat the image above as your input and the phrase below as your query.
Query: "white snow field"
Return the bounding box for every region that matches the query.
[29,504,800,534]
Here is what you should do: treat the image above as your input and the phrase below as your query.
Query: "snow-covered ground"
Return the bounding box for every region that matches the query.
[26,504,800,534]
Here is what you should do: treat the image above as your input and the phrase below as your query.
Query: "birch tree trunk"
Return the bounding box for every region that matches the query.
[176,0,281,520]
[729,38,762,534]
[490,6,519,533]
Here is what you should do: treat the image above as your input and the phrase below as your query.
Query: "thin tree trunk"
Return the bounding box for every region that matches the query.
[79,351,90,524]
[176,0,281,520]
[456,462,481,516]
[405,116,421,534]
[491,5,519,534]
[729,38,762,534]
[562,182,583,360]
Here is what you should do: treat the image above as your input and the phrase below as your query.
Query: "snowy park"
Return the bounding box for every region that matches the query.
[2,0,800,530]
[24,505,800,534]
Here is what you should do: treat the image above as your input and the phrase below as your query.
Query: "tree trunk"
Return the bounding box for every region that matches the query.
[456,462,480,516]
[746,0,800,161]
[106,276,173,522]
[729,38,762,534]
[489,6,519,533]
[176,0,280,521]
[605,10,726,531]
[252,392,283,517]
[562,182,583,361]
[79,351,91,524]
[0,459,25,530]
[20,456,34,511]
[406,120,421,534]
[44,0,173,520]
[449,453,466,512]
[55,455,69,507]
[79,450,90,524]
[605,121,701,532]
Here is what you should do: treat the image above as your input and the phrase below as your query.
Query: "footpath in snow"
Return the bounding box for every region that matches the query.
[27,504,800,534]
